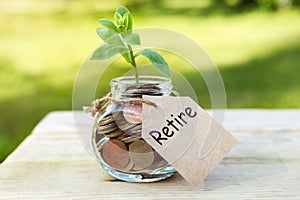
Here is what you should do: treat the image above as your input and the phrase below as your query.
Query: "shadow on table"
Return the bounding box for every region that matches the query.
[202,131,287,190]
[130,131,287,190]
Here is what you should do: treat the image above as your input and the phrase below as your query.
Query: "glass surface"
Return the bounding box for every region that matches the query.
[92,76,176,182]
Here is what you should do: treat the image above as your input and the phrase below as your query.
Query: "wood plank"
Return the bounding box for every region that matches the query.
[0,161,299,199]
[5,111,300,162]
[1,110,300,199]
[32,110,300,134]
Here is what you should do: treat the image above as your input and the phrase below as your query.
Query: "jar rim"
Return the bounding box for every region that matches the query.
[110,76,172,87]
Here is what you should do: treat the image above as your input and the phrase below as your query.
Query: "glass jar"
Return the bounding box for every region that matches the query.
[92,76,176,182]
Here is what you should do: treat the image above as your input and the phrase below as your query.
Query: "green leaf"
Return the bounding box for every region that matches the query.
[124,33,140,45]
[96,28,124,46]
[135,49,171,77]
[98,19,119,33]
[122,12,130,31]
[91,44,128,60]
[125,13,132,32]
[115,6,129,16]
[118,24,126,32]
[114,12,122,23]
[115,6,132,32]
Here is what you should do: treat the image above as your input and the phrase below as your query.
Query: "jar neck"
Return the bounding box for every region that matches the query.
[110,76,173,99]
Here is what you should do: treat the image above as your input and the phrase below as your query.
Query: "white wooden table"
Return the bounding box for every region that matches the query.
[1,110,299,199]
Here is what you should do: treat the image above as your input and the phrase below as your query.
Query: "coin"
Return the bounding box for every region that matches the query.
[129,140,155,171]
[120,93,143,98]
[122,159,134,172]
[101,139,129,171]
[121,135,142,144]
[126,123,142,135]
[149,151,168,169]
[104,128,123,138]
[96,105,120,135]
[121,84,163,98]
[94,131,103,144]
[126,83,161,91]
[113,110,141,134]
[96,122,118,134]
[127,88,163,95]
[95,136,109,149]
[98,115,115,126]
[116,122,137,133]
[116,133,131,140]
[123,103,142,124]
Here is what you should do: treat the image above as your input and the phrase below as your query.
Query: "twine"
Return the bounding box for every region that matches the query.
[171,90,180,97]
[83,92,157,117]
[83,90,180,117]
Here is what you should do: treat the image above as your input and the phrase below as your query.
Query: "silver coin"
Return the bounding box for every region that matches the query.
[122,159,134,172]
[129,140,155,171]
[116,133,131,140]
[117,121,136,131]
[104,128,124,138]
[127,123,142,133]
[98,115,115,126]
[121,135,142,144]
[96,122,118,134]
[95,136,109,150]
[149,152,169,169]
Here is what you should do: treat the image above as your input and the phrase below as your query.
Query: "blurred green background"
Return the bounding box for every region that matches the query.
[0,0,299,163]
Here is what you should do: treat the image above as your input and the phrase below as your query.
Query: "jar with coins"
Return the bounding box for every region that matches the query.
[91,76,176,182]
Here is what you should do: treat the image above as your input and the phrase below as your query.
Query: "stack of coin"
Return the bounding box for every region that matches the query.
[113,103,142,136]
[95,105,123,139]
[94,84,170,173]
[113,84,163,136]
[120,83,163,98]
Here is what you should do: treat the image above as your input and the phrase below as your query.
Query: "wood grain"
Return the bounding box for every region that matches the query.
[0,110,299,199]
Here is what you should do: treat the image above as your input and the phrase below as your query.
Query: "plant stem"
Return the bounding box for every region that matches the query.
[127,44,139,84]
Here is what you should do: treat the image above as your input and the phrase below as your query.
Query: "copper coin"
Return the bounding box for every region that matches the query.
[129,140,155,171]
[101,139,129,171]
[123,103,142,124]
[113,109,140,134]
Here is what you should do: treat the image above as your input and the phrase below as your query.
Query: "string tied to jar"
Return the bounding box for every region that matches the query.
[83,92,158,117]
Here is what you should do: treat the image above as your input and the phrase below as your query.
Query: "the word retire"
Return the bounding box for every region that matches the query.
[149,106,197,145]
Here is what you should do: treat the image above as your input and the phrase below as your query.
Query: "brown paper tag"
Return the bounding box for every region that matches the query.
[142,95,237,187]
